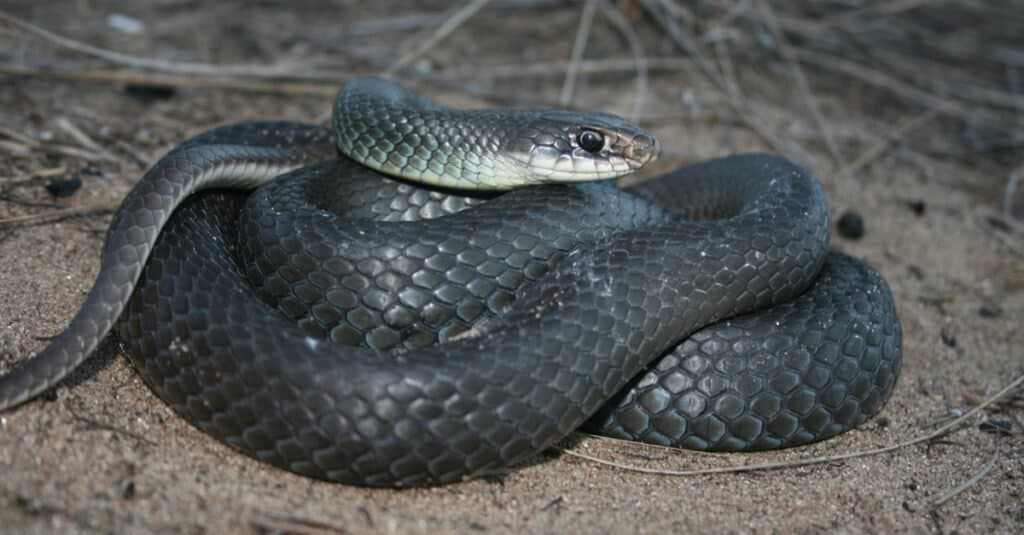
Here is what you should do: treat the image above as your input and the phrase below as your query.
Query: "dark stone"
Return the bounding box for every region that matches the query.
[124,85,177,102]
[978,301,1003,318]
[904,200,926,215]
[836,211,864,239]
[122,480,136,499]
[979,419,1012,436]
[940,325,956,347]
[45,177,82,198]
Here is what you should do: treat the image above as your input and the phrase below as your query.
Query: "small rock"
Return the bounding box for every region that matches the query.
[106,13,145,34]
[978,301,1003,318]
[122,480,136,500]
[125,85,177,102]
[875,416,890,428]
[837,211,864,239]
[80,166,104,178]
[46,177,82,198]
[940,325,956,347]
[904,199,926,216]
[979,419,1013,436]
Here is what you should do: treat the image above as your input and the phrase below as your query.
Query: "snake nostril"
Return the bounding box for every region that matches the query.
[628,134,661,163]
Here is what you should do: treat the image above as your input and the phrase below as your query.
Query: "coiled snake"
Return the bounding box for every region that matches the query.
[0,77,901,486]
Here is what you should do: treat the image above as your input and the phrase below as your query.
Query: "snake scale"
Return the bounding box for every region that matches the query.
[0,77,901,486]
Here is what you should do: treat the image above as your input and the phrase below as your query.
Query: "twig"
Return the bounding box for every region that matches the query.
[560,371,1024,478]
[0,63,339,97]
[44,143,120,164]
[70,412,157,447]
[817,0,932,31]
[440,57,694,79]
[713,20,817,165]
[0,202,118,226]
[0,10,310,78]
[838,108,939,179]
[638,0,817,165]
[0,125,39,146]
[54,117,118,163]
[0,139,32,157]
[385,0,493,75]
[599,0,648,120]
[1003,166,1024,235]
[930,439,1002,507]
[245,508,347,535]
[0,166,66,192]
[791,47,1005,130]
[758,0,846,171]
[560,0,599,106]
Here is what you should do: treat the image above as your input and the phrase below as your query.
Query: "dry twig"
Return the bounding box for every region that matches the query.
[385,0,494,75]
[560,0,599,106]
[930,440,1002,507]
[561,372,1024,478]
[0,10,312,78]
[0,166,66,192]
[758,0,846,171]
[0,202,117,226]
[839,108,940,180]
[0,63,339,97]
[599,0,648,120]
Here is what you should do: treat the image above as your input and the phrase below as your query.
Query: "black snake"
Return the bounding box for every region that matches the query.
[0,77,901,486]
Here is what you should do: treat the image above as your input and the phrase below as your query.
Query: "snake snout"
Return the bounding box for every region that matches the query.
[626,133,660,167]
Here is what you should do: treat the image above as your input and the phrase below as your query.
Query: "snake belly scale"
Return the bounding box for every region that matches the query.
[0,77,901,486]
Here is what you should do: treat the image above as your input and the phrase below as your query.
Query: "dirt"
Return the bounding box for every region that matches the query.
[1,2,1022,533]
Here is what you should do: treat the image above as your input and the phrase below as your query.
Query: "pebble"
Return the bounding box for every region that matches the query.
[125,85,177,102]
[45,177,82,198]
[940,325,957,347]
[979,419,1013,436]
[106,13,145,34]
[836,211,864,239]
[978,301,1003,318]
[904,199,926,215]
[122,480,136,500]
[81,167,105,178]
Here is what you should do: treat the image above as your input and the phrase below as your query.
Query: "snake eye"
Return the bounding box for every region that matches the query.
[577,129,605,153]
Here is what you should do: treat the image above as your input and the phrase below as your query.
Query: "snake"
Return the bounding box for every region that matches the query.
[0,77,901,487]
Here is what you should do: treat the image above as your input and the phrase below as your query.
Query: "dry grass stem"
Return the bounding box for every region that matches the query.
[599,0,648,120]
[839,109,940,180]
[0,202,117,226]
[385,0,493,75]
[559,0,599,106]
[0,10,313,78]
[561,372,1024,478]
[930,440,1002,507]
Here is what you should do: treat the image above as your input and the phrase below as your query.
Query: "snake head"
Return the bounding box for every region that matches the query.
[501,109,660,184]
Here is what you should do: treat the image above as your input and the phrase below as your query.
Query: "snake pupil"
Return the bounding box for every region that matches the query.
[577,129,605,153]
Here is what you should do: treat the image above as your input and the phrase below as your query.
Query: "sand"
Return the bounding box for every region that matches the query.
[1,2,1021,533]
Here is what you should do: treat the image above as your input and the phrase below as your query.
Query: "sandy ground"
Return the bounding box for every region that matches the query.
[1,2,1022,533]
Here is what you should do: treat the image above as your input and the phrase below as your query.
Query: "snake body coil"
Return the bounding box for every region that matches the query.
[0,78,901,486]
